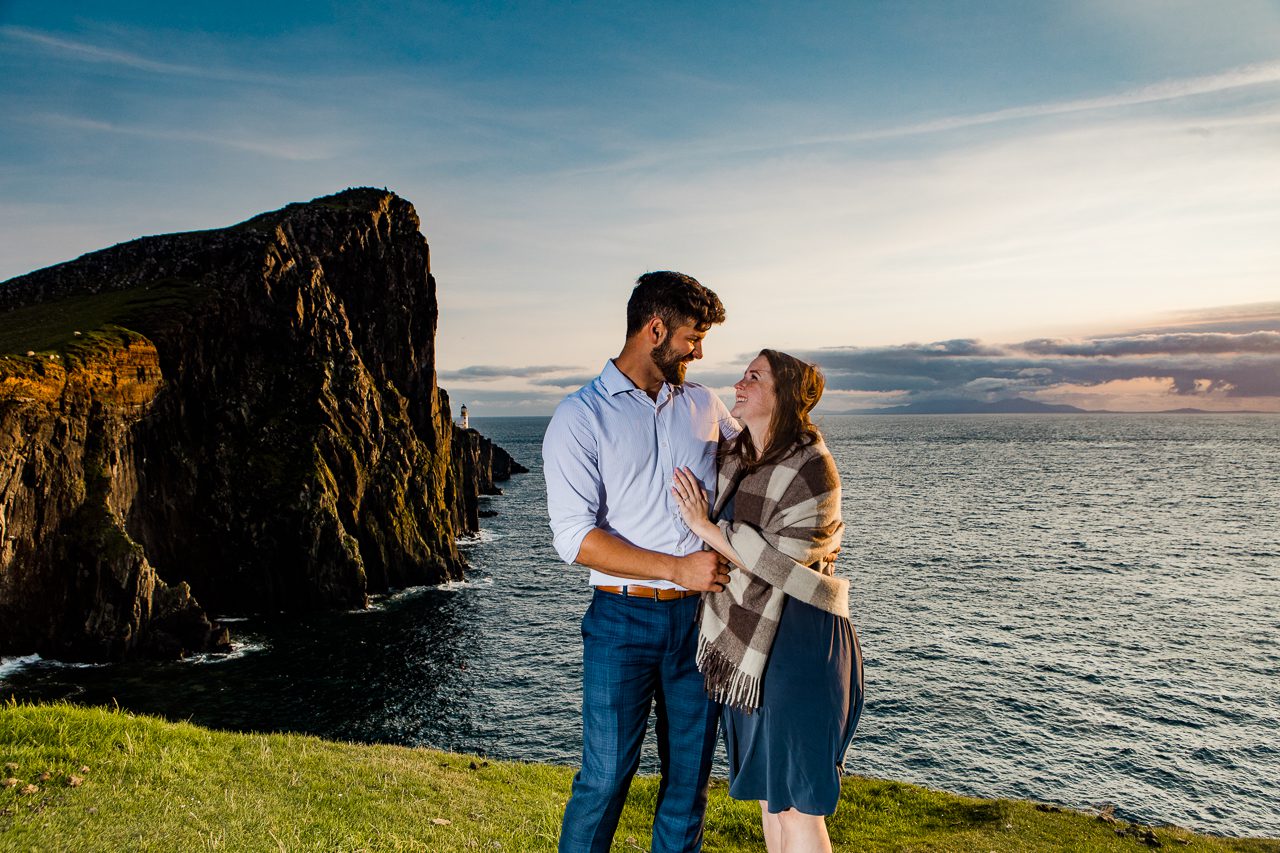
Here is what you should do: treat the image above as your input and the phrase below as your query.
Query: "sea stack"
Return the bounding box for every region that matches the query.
[0,189,523,662]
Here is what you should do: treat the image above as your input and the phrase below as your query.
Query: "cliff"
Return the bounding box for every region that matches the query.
[0,189,523,661]
[446,398,530,531]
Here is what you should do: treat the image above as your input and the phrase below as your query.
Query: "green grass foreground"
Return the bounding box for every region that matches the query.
[1,703,1276,852]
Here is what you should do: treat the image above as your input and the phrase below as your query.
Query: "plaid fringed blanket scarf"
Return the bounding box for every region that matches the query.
[697,439,849,712]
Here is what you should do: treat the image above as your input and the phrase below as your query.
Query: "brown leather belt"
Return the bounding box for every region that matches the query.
[595,585,699,601]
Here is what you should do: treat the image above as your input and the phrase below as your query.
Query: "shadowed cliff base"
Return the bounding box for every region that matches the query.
[0,189,524,662]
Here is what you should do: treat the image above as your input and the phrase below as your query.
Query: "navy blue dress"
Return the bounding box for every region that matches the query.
[719,507,864,815]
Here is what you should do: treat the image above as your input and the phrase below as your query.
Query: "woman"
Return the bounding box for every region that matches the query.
[671,349,863,853]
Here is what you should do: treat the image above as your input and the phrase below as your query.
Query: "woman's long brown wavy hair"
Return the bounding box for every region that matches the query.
[721,349,825,471]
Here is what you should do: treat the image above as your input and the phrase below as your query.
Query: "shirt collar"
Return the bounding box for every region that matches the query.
[599,359,686,399]
[599,359,636,396]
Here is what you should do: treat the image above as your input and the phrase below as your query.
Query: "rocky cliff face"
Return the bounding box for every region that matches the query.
[445,391,530,532]
[0,189,523,661]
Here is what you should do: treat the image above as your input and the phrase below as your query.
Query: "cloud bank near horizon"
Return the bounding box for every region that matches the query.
[797,335,1280,408]
[442,304,1280,415]
[438,364,576,382]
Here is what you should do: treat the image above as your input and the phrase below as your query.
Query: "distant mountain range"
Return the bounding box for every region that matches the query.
[839,397,1269,415]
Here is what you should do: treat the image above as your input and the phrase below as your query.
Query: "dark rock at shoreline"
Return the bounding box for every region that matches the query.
[0,189,523,662]
[446,414,527,533]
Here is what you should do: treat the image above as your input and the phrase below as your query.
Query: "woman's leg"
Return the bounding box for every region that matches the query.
[776,808,832,853]
[759,801,783,853]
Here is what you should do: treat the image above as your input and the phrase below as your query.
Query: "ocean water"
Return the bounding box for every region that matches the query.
[3,414,1278,837]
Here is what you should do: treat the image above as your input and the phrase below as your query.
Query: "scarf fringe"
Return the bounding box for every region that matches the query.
[696,634,762,713]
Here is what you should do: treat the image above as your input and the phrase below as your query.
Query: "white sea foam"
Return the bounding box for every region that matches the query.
[45,660,107,670]
[185,640,267,664]
[0,653,42,679]
[358,578,491,611]
[458,530,501,546]
[431,577,494,592]
[0,654,108,678]
[366,577,495,606]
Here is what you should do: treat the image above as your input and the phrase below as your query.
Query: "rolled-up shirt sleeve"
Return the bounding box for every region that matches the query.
[543,400,603,564]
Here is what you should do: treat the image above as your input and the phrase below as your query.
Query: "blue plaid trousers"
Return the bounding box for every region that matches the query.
[559,589,720,853]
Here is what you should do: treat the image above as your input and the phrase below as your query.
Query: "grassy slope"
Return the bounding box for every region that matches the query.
[1,704,1276,852]
[0,279,206,357]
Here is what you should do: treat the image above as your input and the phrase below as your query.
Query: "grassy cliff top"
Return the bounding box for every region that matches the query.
[230,187,406,232]
[0,188,417,320]
[0,188,417,361]
[1,703,1275,852]
[0,278,205,358]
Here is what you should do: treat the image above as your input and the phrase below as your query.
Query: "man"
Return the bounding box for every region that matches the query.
[544,271,736,853]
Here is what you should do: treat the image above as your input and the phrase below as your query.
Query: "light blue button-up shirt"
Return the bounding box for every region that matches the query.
[543,359,738,589]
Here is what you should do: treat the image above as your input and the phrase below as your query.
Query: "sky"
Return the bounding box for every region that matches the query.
[1,1,1278,413]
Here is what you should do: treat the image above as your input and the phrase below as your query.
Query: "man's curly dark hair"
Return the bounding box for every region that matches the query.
[625,271,726,338]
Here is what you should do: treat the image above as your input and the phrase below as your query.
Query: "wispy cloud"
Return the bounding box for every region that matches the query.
[1020,331,1280,357]
[569,58,1280,175]
[23,113,336,161]
[530,374,598,388]
[804,59,1280,148]
[438,364,580,382]
[437,387,570,412]
[1123,302,1280,335]
[0,25,272,83]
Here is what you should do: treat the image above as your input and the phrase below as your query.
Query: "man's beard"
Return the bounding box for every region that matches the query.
[651,337,691,385]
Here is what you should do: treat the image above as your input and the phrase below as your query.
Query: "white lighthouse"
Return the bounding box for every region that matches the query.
[460,404,470,429]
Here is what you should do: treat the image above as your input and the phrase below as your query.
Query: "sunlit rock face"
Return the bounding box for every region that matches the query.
[0,189,519,661]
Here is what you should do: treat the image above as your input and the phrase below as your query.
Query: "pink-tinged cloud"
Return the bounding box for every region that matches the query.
[1018,331,1280,357]
[780,306,1280,411]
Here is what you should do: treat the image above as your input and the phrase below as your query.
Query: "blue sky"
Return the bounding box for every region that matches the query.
[2,1,1279,412]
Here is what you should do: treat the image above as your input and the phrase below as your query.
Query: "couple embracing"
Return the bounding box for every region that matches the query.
[544,271,864,853]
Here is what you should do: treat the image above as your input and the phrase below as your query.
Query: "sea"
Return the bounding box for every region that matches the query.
[2,414,1278,837]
